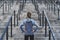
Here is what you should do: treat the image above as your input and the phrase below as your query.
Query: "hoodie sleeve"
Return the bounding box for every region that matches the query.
[31,19,39,32]
[20,19,26,32]
[20,22,24,32]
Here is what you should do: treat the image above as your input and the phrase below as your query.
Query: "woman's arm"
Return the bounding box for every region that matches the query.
[20,24,25,32]
[31,19,39,32]
[20,19,26,32]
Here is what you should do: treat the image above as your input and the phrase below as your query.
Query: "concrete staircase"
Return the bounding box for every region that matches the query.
[13,1,49,40]
[0,0,60,40]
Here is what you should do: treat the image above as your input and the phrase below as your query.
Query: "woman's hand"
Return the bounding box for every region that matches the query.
[24,29,27,32]
[32,30,35,32]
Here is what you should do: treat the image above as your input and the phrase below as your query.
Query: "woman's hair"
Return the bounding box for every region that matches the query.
[27,12,31,18]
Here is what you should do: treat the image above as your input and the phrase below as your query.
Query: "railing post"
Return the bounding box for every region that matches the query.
[22,0,24,9]
[39,14,41,26]
[20,2,22,10]
[36,4,38,11]
[37,6,41,26]
[23,0,24,5]
[3,1,4,15]
[40,14,42,26]
[21,4,23,11]
[8,1,9,14]
[33,0,35,4]
[32,0,33,3]
[49,29,51,40]
[50,4,51,11]
[14,10,16,27]
[47,4,48,10]
[25,0,26,3]
[6,27,8,40]
[51,4,52,11]
[32,0,34,4]
[58,8,60,20]
[45,18,47,37]
[18,13,20,20]
[54,4,55,14]
[11,17,12,37]
[49,4,50,11]
[42,11,44,27]
[12,0,13,5]
[18,4,21,20]
[17,14,18,26]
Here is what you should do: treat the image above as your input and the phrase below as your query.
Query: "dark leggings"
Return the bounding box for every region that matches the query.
[24,35,34,40]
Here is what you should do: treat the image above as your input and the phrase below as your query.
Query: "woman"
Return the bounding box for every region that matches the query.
[20,12,38,40]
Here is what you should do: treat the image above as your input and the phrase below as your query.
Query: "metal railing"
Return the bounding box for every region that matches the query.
[11,0,27,27]
[0,1,12,15]
[0,1,5,15]
[42,10,56,40]
[0,0,27,40]
[45,0,60,20]
[0,16,13,40]
[17,0,27,24]
[31,0,56,40]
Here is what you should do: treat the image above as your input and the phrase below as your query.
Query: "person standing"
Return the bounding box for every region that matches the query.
[20,12,39,40]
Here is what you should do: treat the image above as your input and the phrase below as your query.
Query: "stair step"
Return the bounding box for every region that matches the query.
[14,37,48,40]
